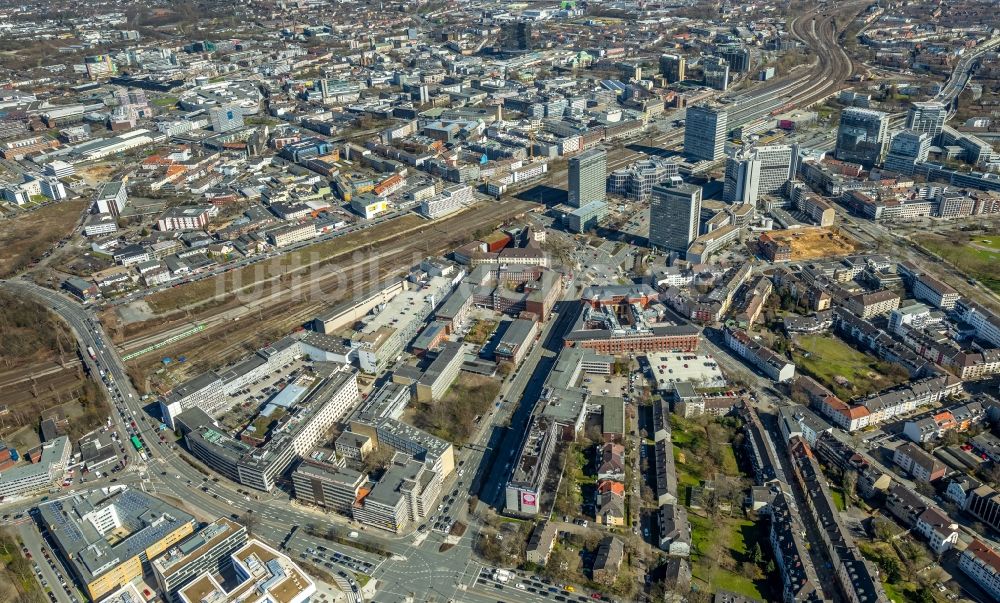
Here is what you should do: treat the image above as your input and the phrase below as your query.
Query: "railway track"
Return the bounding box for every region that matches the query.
[120,199,533,361]
[118,5,866,363]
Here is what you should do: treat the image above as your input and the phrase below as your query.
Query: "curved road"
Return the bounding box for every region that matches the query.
[0,278,579,603]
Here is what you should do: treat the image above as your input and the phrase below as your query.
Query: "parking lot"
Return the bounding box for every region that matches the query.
[580,371,626,396]
[17,521,82,603]
[474,566,615,603]
[218,357,315,432]
[286,538,381,602]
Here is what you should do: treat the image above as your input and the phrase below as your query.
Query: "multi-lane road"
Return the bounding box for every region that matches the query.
[935,35,1000,114]
[1,278,582,603]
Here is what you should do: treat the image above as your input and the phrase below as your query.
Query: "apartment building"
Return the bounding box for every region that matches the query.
[526,522,558,564]
[959,539,1000,602]
[956,300,1000,348]
[157,205,215,231]
[912,273,960,310]
[914,508,958,556]
[892,443,946,483]
[846,289,900,319]
[724,327,795,382]
[787,438,886,603]
[765,492,824,603]
[901,400,986,443]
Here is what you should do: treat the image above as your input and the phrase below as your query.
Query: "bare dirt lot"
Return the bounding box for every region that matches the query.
[0,200,87,278]
[763,226,857,261]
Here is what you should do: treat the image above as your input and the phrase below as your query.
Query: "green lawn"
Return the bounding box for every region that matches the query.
[673,446,701,488]
[882,581,905,603]
[830,487,847,511]
[973,236,1000,251]
[720,444,739,477]
[916,233,1000,294]
[669,414,697,446]
[689,515,767,600]
[152,96,178,107]
[792,334,908,400]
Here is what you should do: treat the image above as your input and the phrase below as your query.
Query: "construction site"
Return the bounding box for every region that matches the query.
[758,226,858,262]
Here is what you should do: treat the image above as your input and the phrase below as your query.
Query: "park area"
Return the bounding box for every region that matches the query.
[463,319,498,345]
[915,230,1000,294]
[669,415,779,601]
[407,372,499,445]
[791,334,910,400]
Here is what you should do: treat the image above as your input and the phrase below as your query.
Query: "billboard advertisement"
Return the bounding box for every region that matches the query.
[520,491,537,510]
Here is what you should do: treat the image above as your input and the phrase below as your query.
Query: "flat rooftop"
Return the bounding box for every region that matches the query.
[648,352,725,390]
[359,275,452,335]
[38,488,194,584]
[177,539,314,603]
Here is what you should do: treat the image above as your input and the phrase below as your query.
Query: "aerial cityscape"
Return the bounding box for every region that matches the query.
[0,1,999,603]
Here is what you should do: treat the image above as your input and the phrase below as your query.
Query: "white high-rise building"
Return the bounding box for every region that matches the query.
[94,181,127,217]
[723,144,792,204]
[906,101,947,139]
[568,149,607,208]
[884,130,931,175]
[723,152,759,204]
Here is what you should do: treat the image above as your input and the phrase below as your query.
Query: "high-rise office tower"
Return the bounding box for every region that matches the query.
[568,149,607,208]
[906,101,947,139]
[503,21,533,51]
[756,145,794,195]
[702,56,730,91]
[723,152,760,205]
[684,104,728,162]
[717,45,751,72]
[835,107,890,168]
[649,179,702,254]
[883,130,931,175]
[723,144,793,204]
[659,54,686,83]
